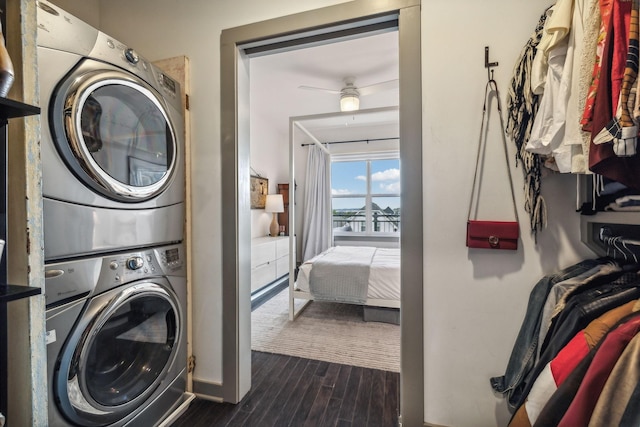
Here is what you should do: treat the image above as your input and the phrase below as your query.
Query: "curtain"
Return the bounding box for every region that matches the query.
[301,145,331,261]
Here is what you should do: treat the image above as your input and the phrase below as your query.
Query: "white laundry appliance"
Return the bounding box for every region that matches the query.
[45,243,188,426]
[37,0,185,262]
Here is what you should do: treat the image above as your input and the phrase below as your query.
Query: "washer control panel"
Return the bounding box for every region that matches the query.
[124,47,139,65]
[126,256,144,270]
[94,244,185,295]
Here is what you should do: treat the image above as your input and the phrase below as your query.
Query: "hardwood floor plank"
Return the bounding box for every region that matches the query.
[331,364,352,400]
[315,360,330,377]
[366,369,386,427]
[221,407,252,426]
[273,359,320,426]
[255,356,307,426]
[321,362,341,388]
[171,352,400,427]
[352,368,373,426]
[289,374,322,426]
[244,350,282,398]
[241,355,299,425]
[303,384,335,427]
[383,370,400,426]
[239,352,290,413]
[336,366,362,423]
[320,396,342,427]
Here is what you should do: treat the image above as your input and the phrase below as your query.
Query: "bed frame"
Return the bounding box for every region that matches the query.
[288,245,401,320]
[289,289,400,320]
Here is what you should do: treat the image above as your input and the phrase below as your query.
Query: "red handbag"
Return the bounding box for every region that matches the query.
[467,220,519,250]
[466,79,520,250]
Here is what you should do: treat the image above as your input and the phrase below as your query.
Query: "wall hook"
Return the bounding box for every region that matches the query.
[485,46,498,82]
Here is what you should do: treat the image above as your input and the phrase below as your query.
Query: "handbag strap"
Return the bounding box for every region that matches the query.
[467,79,519,223]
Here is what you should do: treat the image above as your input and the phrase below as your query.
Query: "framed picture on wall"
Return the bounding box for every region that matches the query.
[250,175,268,209]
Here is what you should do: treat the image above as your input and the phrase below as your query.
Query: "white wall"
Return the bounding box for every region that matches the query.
[422,2,595,426]
[249,108,288,238]
[55,1,599,425]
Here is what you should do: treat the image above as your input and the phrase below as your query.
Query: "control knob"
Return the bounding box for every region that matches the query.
[124,48,139,65]
[126,256,144,270]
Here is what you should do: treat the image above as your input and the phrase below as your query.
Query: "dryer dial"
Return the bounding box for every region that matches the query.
[124,48,139,65]
[126,256,144,270]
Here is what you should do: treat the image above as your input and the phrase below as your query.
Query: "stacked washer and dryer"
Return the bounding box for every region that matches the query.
[37,1,189,426]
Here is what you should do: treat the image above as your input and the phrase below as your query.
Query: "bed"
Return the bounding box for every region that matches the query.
[290,245,400,321]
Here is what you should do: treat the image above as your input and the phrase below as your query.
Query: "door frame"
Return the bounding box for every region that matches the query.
[220,1,423,424]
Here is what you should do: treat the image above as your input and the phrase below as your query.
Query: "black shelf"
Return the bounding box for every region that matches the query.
[0,284,41,303]
[0,97,41,424]
[0,97,40,121]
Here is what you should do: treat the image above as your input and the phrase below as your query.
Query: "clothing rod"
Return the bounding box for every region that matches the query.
[301,137,399,147]
[599,226,640,245]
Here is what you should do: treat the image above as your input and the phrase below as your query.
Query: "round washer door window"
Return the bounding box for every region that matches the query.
[57,283,181,426]
[55,65,177,202]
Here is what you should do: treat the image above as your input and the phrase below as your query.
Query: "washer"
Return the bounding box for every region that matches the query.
[37,0,185,261]
[45,243,187,427]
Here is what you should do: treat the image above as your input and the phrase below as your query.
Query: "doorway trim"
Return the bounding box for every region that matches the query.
[220,1,423,424]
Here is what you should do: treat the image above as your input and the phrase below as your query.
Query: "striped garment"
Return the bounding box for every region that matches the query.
[506,8,550,241]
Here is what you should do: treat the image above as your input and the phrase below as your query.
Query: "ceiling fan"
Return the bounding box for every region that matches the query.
[298,76,399,112]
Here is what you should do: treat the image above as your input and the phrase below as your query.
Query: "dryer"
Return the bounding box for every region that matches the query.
[37,1,185,261]
[45,243,187,427]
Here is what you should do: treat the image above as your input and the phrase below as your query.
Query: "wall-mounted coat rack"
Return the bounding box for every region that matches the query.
[485,46,498,81]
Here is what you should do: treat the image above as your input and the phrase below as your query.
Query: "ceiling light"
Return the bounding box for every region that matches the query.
[340,92,360,112]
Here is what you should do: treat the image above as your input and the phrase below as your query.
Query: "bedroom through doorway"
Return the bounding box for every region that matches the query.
[247,28,401,372]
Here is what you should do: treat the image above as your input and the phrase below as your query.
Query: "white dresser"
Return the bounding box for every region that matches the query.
[251,236,289,293]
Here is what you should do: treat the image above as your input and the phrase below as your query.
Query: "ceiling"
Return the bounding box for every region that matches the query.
[249,29,400,144]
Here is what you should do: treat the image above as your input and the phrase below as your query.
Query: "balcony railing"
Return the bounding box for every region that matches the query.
[332,212,400,233]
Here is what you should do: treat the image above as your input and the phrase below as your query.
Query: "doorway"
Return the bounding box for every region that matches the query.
[220,1,423,424]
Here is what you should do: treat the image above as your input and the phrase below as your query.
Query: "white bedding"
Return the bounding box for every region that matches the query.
[295,246,400,302]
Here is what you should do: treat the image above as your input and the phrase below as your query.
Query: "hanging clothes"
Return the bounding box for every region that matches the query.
[588,0,640,189]
[532,312,640,426]
[496,252,640,427]
[490,258,614,410]
[600,344,640,426]
[581,0,615,131]
[506,8,551,239]
[526,0,598,174]
[508,299,640,427]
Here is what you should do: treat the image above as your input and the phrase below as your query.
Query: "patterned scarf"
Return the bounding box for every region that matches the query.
[506,7,551,241]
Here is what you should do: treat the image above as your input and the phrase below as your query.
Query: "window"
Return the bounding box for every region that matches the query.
[331,153,400,234]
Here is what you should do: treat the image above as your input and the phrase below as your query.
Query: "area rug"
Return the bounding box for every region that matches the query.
[251,289,400,372]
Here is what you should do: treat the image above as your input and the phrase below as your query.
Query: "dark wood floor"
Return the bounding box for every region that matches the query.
[171,351,400,427]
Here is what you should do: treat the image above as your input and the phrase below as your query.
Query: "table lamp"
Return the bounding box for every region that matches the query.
[265,194,284,237]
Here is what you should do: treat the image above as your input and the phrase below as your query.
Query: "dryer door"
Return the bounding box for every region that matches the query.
[54,281,182,426]
[51,59,178,202]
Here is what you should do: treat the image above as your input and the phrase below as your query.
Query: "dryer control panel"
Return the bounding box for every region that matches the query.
[107,244,185,281]
[44,243,186,308]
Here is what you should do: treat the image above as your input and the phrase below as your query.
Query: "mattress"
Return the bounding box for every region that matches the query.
[295,246,400,301]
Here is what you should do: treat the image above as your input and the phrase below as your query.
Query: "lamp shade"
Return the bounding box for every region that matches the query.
[340,94,360,112]
[265,194,284,213]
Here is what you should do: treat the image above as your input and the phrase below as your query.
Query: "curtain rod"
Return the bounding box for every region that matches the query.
[295,122,331,154]
[301,137,399,147]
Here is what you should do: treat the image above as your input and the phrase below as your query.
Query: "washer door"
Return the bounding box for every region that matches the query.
[54,282,181,426]
[51,59,177,202]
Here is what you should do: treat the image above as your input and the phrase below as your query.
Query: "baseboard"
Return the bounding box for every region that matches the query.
[251,276,288,311]
[192,378,223,398]
[158,392,196,427]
